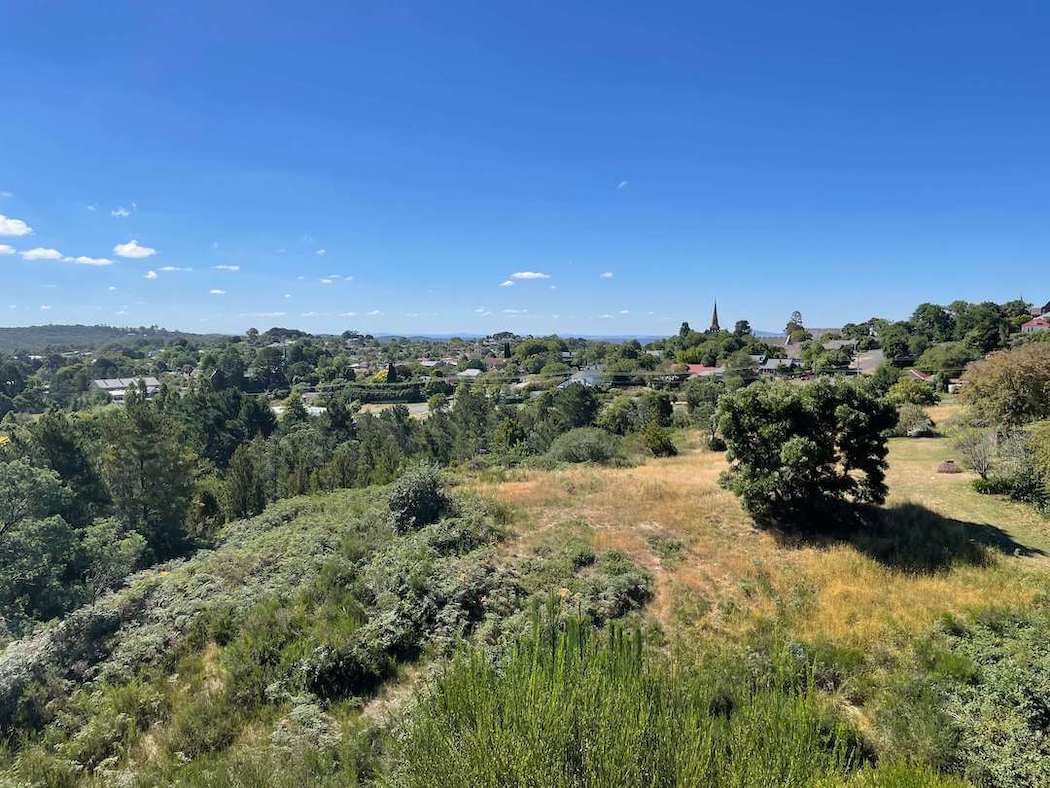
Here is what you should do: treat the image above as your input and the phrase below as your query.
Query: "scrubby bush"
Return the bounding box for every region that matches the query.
[546,428,626,465]
[888,403,936,438]
[886,377,939,406]
[388,465,451,533]
[395,617,933,786]
[643,421,678,457]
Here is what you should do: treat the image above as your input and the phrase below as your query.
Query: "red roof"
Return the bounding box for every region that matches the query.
[685,364,719,375]
[1023,317,1050,328]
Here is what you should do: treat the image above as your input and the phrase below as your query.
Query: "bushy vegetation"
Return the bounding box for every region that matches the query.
[717,378,897,526]
[395,616,959,787]
[546,427,627,465]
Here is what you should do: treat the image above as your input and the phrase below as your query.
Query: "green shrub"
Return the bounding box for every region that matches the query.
[886,377,939,406]
[643,421,678,457]
[888,403,935,438]
[546,427,626,465]
[395,617,888,786]
[164,695,241,758]
[388,465,451,533]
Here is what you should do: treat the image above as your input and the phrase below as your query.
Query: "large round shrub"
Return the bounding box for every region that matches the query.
[388,465,451,533]
[546,428,625,465]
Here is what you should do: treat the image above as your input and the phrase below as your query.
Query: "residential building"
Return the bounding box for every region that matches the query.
[1022,316,1050,334]
[91,376,161,403]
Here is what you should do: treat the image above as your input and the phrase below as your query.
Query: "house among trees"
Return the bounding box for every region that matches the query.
[1022,316,1050,334]
[91,376,161,403]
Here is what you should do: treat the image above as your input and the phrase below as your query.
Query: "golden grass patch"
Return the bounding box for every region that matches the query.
[471,428,1050,654]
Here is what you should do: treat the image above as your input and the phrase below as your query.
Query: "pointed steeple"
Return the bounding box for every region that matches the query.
[709,300,720,332]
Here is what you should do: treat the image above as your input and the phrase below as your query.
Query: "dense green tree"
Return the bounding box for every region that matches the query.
[225,443,269,520]
[99,386,195,560]
[27,410,109,527]
[717,378,896,526]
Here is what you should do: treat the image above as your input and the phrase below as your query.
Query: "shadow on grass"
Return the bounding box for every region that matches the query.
[771,502,1045,572]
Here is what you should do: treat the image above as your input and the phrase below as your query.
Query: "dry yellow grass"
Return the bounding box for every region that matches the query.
[471,412,1050,652]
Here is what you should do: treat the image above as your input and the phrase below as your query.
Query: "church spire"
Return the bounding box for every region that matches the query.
[709,299,720,332]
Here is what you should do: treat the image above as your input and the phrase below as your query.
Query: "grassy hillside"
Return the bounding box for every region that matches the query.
[1,404,1048,785]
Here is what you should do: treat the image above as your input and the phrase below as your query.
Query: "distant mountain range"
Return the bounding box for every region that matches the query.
[0,324,228,354]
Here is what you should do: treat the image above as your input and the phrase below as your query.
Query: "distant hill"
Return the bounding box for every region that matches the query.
[0,324,230,354]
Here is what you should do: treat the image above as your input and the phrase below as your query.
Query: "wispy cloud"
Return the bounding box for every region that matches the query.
[159,266,192,272]
[599,313,613,319]
[0,191,12,199]
[599,271,613,278]
[474,307,488,313]
[239,311,286,318]
[320,278,334,285]
[499,280,515,287]
[64,255,113,266]
[0,244,13,255]
[21,247,63,261]
[209,288,226,295]
[502,308,528,314]
[108,286,117,292]
[367,309,382,316]
[86,204,97,212]
[214,264,240,271]
[617,180,629,190]
[0,215,33,237]
[340,311,357,317]
[144,270,158,280]
[111,206,131,218]
[113,239,157,258]
[510,271,550,280]
[40,304,51,311]
[316,249,327,256]
[618,309,630,314]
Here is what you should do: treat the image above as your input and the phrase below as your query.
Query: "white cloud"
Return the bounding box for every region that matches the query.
[21,247,63,261]
[113,239,157,258]
[599,271,613,278]
[40,304,51,311]
[340,311,357,317]
[0,244,13,255]
[502,308,528,314]
[499,280,515,287]
[301,311,319,317]
[65,256,113,266]
[108,286,117,291]
[240,311,286,318]
[158,266,192,272]
[320,278,334,285]
[599,313,613,319]
[0,191,12,199]
[367,309,382,316]
[209,288,226,295]
[111,206,131,218]
[617,180,629,190]
[619,309,630,314]
[474,307,487,313]
[283,293,291,299]
[316,248,327,256]
[0,215,33,236]
[510,271,550,280]
[144,270,158,280]
[86,204,97,212]
[214,264,240,271]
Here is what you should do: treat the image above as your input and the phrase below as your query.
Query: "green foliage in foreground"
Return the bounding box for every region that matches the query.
[395,617,960,788]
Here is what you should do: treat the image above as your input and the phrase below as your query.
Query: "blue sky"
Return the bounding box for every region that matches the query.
[2,1,1048,336]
